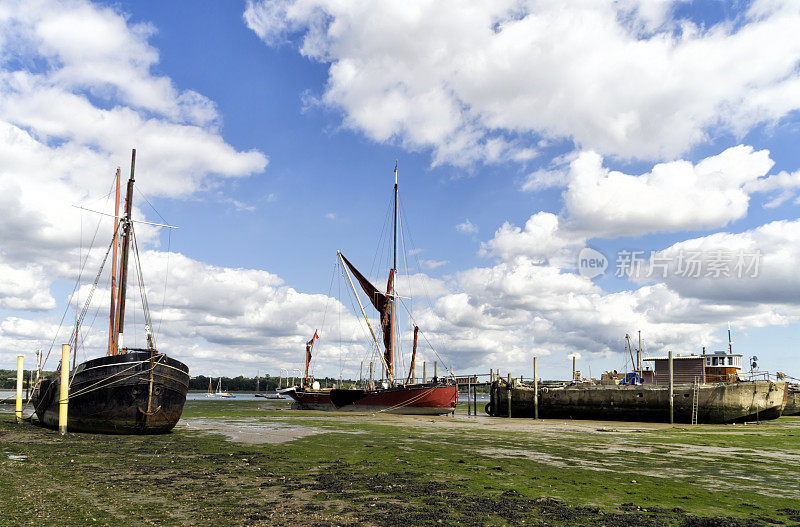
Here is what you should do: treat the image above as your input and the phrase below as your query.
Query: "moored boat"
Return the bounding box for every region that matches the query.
[286,164,457,414]
[32,150,189,434]
[488,379,787,423]
[784,384,800,416]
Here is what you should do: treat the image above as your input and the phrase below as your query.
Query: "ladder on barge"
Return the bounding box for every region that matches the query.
[691,377,700,425]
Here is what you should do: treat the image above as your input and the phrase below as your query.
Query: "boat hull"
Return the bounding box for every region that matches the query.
[784,385,800,416]
[32,352,189,434]
[488,380,787,424]
[288,384,457,415]
[287,388,334,410]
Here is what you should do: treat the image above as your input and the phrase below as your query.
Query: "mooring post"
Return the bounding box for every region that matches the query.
[369,362,374,390]
[434,361,438,381]
[473,378,478,416]
[572,356,576,381]
[668,350,674,425]
[507,373,512,418]
[15,355,24,423]
[489,368,493,382]
[59,344,70,435]
[533,356,539,420]
[359,361,363,386]
[466,377,471,415]
[423,361,427,383]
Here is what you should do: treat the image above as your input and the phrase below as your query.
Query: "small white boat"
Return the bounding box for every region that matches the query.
[206,378,235,398]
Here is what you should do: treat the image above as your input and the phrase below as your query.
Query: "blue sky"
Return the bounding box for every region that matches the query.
[1,0,799,381]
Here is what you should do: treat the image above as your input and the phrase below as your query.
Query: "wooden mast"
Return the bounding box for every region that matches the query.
[115,149,136,354]
[406,326,418,384]
[108,167,121,355]
[386,163,398,381]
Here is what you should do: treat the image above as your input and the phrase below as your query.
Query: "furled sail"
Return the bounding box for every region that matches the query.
[340,253,394,375]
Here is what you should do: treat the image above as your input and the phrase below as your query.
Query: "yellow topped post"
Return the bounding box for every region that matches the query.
[59,344,70,435]
[15,355,24,423]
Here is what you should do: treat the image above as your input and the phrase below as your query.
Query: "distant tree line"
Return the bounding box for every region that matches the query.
[190,374,357,392]
[0,370,354,392]
[0,370,36,390]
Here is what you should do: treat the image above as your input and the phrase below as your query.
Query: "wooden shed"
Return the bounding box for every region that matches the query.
[642,355,705,385]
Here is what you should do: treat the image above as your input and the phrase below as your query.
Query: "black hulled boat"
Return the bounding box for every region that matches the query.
[32,150,190,434]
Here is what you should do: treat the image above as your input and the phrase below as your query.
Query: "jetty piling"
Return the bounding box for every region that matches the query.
[467,377,471,415]
[15,355,23,423]
[369,362,373,389]
[507,373,512,418]
[473,382,477,415]
[668,350,674,425]
[59,344,70,435]
[533,356,539,420]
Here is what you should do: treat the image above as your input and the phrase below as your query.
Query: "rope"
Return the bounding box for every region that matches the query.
[156,228,171,338]
[375,386,439,413]
[40,205,109,372]
[66,357,161,400]
[397,296,454,377]
[131,225,154,348]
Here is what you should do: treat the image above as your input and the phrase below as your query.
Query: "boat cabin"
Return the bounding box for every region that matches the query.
[701,350,742,383]
[643,350,742,384]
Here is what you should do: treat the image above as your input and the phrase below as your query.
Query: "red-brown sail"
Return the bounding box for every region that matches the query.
[305,330,318,382]
[339,253,394,376]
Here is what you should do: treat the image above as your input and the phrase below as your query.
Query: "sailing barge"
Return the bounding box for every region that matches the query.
[286,165,457,414]
[488,350,787,424]
[32,150,190,434]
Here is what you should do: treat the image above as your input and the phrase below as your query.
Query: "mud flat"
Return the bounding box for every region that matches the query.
[1,399,799,526]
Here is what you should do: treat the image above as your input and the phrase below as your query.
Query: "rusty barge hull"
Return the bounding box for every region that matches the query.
[32,352,190,434]
[488,381,787,424]
[784,385,800,416]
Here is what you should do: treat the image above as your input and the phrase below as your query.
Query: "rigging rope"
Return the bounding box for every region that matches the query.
[131,224,154,348]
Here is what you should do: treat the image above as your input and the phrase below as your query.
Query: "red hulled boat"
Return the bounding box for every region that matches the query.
[286,164,457,414]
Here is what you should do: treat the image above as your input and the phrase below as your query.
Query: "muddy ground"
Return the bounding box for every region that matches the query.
[1,399,798,526]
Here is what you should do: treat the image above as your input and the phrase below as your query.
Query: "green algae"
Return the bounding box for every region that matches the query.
[1,400,798,526]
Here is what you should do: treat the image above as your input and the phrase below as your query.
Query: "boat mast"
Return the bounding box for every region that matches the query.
[387,162,398,381]
[108,167,121,355]
[115,149,136,354]
[728,322,733,354]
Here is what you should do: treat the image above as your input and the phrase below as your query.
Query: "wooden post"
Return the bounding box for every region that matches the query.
[473,378,477,416]
[489,368,493,382]
[369,362,374,390]
[434,361,438,381]
[359,361,363,386]
[59,344,70,435]
[572,356,576,381]
[15,355,23,423]
[507,373,512,418]
[467,377,471,415]
[533,356,539,420]
[423,362,427,383]
[668,350,674,425]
